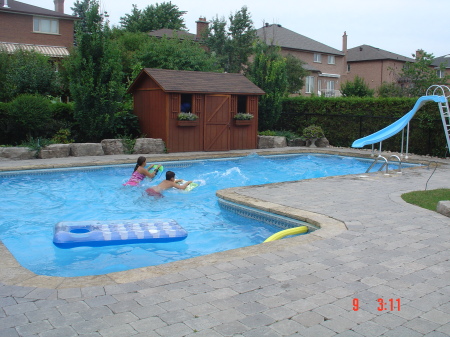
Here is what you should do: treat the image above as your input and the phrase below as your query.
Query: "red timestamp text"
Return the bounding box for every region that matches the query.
[352,298,401,311]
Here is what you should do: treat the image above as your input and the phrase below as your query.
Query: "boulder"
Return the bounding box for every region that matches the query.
[287,138,306,147]
[133,138,165,154]
[257,136,287,149]
[437,200,450,217]
[0,147,36,160]
[101,139,125,155]
[316,137,330,148]
[39,144,71,159]
[70,143,104,157]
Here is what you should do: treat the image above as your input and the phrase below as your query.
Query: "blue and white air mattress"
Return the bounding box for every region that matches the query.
[53,219,187,248]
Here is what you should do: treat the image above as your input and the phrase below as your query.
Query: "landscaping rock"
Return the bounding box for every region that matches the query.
[133,138,165,154]
[316,137,330,148]
[258,136,287,149]
[437,200,450,217]
[39,144,71,159]
[0,147,35,160]
[288,138,306,147]
[70,143,104,157]
[101,139,125,155]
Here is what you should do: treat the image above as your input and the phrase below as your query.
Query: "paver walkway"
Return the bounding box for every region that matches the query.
[0,148,449,336]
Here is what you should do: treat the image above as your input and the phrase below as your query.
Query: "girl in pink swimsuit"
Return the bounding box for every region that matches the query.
[124,156,161,186]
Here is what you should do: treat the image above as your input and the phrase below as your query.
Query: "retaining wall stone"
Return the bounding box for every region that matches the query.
[258,136,287,149]
[101,139,125,155]
[437,200,450,217]
[133,138,165,154]
[0,147,35,160]
[39,144,71,159]
[70,143,104,157]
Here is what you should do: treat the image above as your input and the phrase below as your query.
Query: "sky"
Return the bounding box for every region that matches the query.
[32,0,449,58]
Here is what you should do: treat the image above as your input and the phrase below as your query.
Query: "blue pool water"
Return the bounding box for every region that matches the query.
[0,154,401,277]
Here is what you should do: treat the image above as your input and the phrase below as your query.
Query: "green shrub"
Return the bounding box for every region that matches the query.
[302,125,324,139]
[51,128,74,144]
[8,94,52,143]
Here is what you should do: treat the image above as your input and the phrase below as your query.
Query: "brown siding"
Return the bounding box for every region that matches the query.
[230,95,258,150]
[0,12,74,48]
[168,94,203,152]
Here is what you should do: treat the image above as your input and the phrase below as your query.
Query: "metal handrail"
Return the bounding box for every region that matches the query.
[389,155,402,173]
[366,155,389,174]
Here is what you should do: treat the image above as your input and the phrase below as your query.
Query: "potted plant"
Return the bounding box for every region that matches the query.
[302,125,325,147]
[177,112,199,126]
[233,113,254,126]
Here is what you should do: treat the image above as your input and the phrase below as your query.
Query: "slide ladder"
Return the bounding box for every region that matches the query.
[427,85,450,152]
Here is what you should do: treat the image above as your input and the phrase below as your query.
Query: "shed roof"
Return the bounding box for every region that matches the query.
[256,24,344,56]
[347,45,414,62]
[128,68,265,95]
[0,0,77,19]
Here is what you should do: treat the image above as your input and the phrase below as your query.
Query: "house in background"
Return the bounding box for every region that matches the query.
[0,0,77,58]
[433,54,450,79]
[346,44,414,91]
[256,24,346,97]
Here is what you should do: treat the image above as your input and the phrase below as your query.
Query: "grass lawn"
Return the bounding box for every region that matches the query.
[401,188,450,211]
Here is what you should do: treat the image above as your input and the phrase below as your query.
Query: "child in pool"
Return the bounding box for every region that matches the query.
[146,171,192,197]
[124,156,162,186]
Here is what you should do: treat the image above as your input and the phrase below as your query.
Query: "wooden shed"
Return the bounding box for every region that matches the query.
[127,68,265,152]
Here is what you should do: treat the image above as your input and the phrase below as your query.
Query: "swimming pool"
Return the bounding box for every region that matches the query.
[0,153,403,277]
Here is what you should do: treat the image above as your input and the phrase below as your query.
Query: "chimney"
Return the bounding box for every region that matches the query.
[415,49,424,59]
[342,31,347,54]
[196,17,209,40]
[54,0,64,14]
[3,0,9,8]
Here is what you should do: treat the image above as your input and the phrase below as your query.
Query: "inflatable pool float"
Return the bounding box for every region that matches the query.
[53,219,187,248]
[264,226,308,242]
[149,164,163,177]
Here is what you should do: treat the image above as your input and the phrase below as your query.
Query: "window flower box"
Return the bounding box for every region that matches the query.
[234,119,252,126]
[177,120,199,127]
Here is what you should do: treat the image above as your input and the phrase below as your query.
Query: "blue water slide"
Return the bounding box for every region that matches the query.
[352,95,447,148]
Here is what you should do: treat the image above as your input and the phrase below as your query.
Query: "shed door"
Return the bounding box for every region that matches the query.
[204,95,230,151]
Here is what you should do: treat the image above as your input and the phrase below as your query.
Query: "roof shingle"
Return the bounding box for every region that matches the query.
[0,0,77,19]
[129,68,265,95]
[256,24,344,56]
[347,45,414,62]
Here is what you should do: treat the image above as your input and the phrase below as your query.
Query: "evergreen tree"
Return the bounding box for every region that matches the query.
[248,42,288,130]
[65,0,125,141]
[120,2,186,33]
[203,6,256,73]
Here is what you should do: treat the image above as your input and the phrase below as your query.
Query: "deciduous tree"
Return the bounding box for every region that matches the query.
[120,2,186,33]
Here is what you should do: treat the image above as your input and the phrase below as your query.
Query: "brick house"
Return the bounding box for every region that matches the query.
[433,54,450,80]
[346,44,414,91]
[256,24,346,97]
[0,0,77,58]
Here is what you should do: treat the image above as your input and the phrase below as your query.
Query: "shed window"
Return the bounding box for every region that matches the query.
[237,96,247,113]
[33,17,59,34]
[180,94,192,113]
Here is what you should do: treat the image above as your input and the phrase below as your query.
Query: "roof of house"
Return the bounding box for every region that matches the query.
[0,41,69,57]
[148,28,196,40]
[256,24,344,56]
[347,45,414,62]
[432,54,450,68]
[0,0,77,19]
[128,68,265,95]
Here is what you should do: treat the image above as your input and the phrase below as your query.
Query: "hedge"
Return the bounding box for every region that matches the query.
[277,96,448,157]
